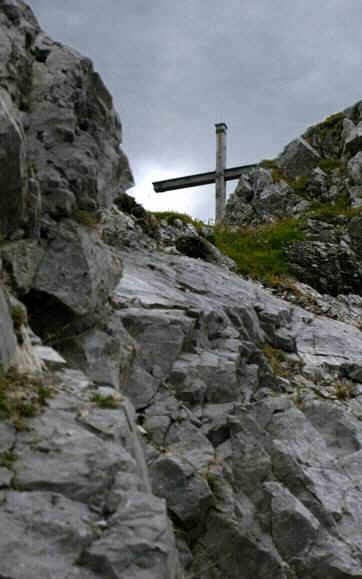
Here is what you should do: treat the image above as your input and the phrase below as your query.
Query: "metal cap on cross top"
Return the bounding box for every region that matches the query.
[152,123,256,223]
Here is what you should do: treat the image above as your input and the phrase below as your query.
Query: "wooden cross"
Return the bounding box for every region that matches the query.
[153,123,256,223]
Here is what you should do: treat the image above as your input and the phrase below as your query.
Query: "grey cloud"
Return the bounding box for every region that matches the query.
[29,0,362,220]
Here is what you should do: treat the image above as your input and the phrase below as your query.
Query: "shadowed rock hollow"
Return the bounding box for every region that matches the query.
[0,2,362,578]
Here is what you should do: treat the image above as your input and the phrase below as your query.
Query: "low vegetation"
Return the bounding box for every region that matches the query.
[318,158,346,174]
[212,218,305,283]
[308,194,362,222]
[305,112,345,145]
[0,448,18,470]
[318,112,344,129]
[263,344,289,377]
[91,393,120,409]
[11,305,27,341]
[71,209,100,228]
[335,382,354,401]
[151,211,205,234]
[0,365,53,430]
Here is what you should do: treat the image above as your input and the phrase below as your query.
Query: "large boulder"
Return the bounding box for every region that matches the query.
[277,137,320,179]
[34,219,123,316]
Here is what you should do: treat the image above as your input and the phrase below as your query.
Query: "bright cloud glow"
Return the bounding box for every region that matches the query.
[130,162,216,222]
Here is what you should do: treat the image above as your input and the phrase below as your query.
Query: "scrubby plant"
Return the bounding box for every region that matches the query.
[318,158,346,174]
[263,344,288,377]
[71,209,100,228]
[291,174,311,194]
[335,382,354,401]
[263,344,304,379]
[271,167,286,184]
[91,393,120,409]
[0,365,53,428]
[308,194,362,222]
[0,448,18,469]
[11,305,27,341]
[290,385,305,410]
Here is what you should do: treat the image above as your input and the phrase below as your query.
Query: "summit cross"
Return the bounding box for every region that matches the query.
[152,123,256,223]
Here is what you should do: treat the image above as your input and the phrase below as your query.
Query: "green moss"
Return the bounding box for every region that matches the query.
[71,210,100,228]
[91,393,120,409]
[213,218,305,284]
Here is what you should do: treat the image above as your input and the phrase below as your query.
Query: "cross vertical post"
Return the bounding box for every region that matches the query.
[215,122,227,224]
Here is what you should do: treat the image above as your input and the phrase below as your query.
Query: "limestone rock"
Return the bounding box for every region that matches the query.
[347,151,362,190]
[149,454,213,531]
[34,219,122,316]
[1,3,362,579]
[0,239,45,293]
[83,492,181,579]
[0,491,96,579]
[0,90,25,237]
[0,285,17,369]
[343,119,362,156]
[225,166,310,226]
[0,0,134,236]
[277,136,321,178]
[285,239,362,296]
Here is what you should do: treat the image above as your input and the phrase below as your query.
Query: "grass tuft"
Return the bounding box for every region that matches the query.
[71,210,100,228]
[212,218,305,283]
[335,382,354,401]
[318,158,346,174]
[11,305,27,340]
[0,365,53,428]
[0,448,18,469]
[91,393,120,409]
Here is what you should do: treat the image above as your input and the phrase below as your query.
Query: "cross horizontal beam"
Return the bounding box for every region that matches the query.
[153,163,257,193]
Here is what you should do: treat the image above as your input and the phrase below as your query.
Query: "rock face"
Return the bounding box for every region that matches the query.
[0,284,17,369]
[0,2,362,579]
[225,102,362,296]
[0,0,133,241]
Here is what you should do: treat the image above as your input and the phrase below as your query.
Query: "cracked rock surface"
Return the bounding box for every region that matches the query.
[0,2,361,578]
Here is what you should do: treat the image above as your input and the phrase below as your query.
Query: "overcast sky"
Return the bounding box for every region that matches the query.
[29,0,361,222]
